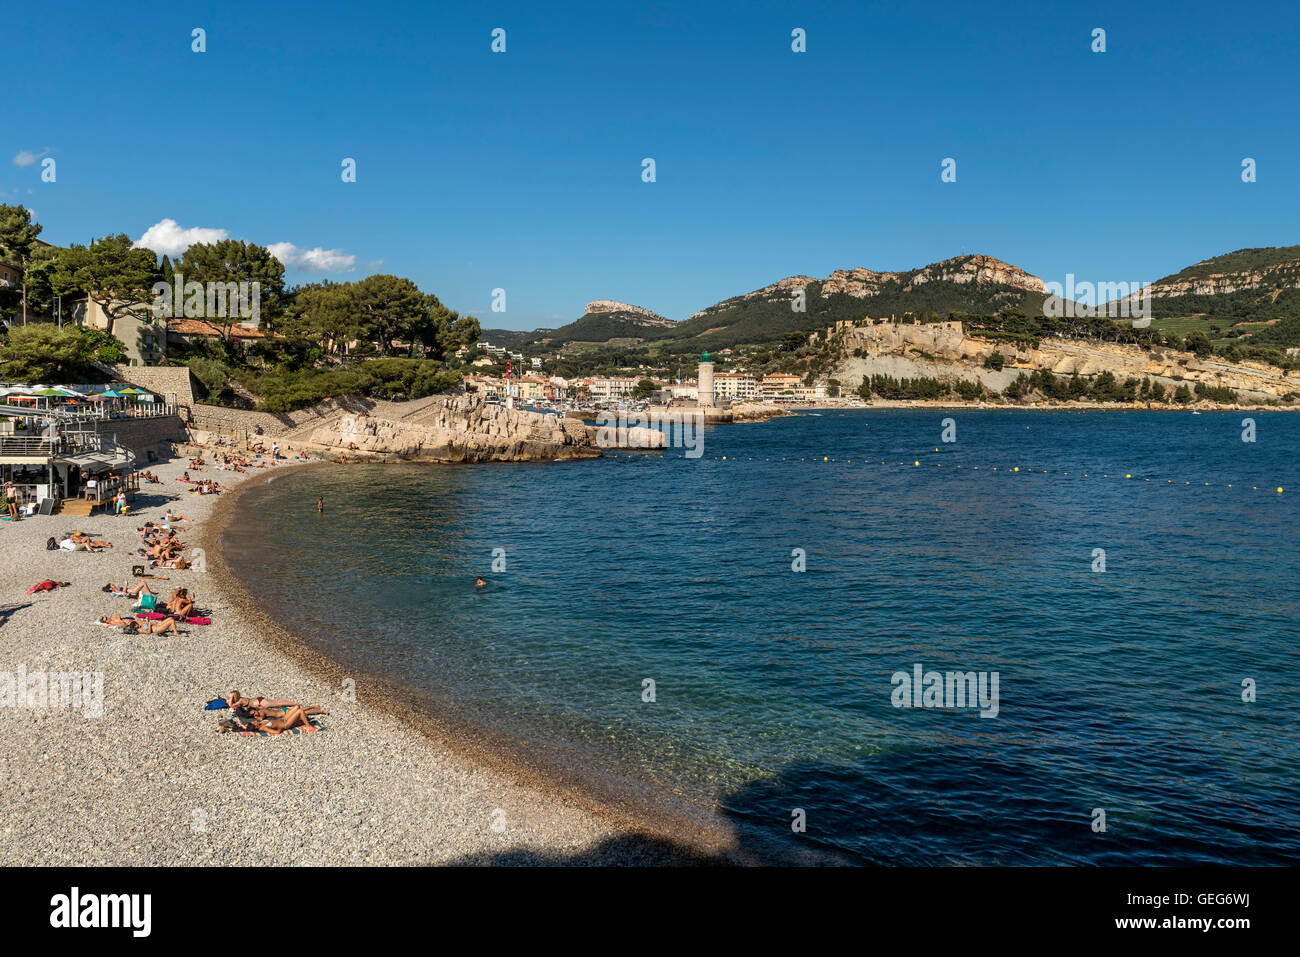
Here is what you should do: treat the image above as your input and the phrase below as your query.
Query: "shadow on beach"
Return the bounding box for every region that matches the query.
[0,602,34,626]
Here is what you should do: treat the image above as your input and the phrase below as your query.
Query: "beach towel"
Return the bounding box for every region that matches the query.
[235,718,326,737]
[204,698,228,710]
[140,612,211,625]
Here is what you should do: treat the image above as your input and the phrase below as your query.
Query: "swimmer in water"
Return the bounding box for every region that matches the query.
[475,577,487,588]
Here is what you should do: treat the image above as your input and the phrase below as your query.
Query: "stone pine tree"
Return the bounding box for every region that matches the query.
[175,239,287,340]
[45,234,161,337]
[0,204,43,325]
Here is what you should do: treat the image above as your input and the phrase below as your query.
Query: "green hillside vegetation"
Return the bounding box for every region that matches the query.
[1161,246,1300,282]
[535,309,676,345]
[655,278,1049,351]
[476,328,537,348]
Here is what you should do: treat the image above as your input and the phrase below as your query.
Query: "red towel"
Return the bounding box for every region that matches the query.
[138,611,210,625]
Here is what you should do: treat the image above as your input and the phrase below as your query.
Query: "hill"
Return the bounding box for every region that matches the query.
[661,256,1049,350]
[1135,246,1300,345]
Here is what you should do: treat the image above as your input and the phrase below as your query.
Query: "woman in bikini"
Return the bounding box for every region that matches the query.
[216,706,323,734]
[165,588,194,618]
[223,690,302,712]
[122,616,182,635]
[103,581,153,597]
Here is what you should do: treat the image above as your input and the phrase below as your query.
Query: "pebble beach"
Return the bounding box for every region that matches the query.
[0,447,721,866]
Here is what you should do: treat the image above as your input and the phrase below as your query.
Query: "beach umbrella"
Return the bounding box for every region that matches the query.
[94,390,124,397]
[118,387,146,395]
[30,389,68,396]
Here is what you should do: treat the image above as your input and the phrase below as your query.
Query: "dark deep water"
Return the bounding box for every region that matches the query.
[224,410,1300,864]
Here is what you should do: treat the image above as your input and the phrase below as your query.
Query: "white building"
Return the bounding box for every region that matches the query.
[713,371,757,400]
[589,376,639,401]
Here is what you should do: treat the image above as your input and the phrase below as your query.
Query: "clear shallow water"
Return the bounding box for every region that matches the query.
[225,410,1300,864]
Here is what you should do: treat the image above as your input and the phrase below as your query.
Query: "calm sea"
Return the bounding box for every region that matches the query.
[223,410,1300,864]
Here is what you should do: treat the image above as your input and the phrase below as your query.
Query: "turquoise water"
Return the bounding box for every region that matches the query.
[225,410,1300,864]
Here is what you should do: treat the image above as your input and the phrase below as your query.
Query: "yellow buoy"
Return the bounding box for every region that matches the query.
[1125,474,1132,479]
[823,456,828,462]
[914,460,919,466]
[1013,466,1020,472]
[1278,487,1284,493]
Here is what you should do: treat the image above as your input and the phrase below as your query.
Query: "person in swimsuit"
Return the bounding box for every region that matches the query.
[475,577,487,588]
[103,581,153,597]
[165,588,195,618]
[223,691,303,712]
[28,581,71,594]
[216,706,321,734]
[123,617,182,635]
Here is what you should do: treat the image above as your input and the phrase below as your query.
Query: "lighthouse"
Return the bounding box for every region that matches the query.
[697,351,715,408]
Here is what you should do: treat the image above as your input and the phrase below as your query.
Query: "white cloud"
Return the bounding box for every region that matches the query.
[134,218,229,256]
[131,218,357,272]
[267,242,356,272]
[13,148,52,168]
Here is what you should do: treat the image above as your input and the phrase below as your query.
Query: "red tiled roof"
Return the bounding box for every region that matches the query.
[168,319,265,339]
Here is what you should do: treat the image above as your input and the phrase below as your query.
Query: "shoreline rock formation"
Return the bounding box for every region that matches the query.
[306,394,603,462]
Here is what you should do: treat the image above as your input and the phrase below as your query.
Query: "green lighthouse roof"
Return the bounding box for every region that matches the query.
[701,351,710,361]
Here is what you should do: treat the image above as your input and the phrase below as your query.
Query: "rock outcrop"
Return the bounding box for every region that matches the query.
[583,300,675,326]
[833,320,1300,403]
[1118,255,1300,311]
[307,394,601,462]
[690,255,1045,319]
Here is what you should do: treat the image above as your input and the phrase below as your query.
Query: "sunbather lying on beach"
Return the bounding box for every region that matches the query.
[120,616,181,635]
[102,581,153,597]
[223,690,301,711]
[27,581,71,594]
[151,557,192,570]
[215,705,323,734]
[68,532,113,549]
[142,541,183,560]
[59,537,110,552]
[98,614,135,627]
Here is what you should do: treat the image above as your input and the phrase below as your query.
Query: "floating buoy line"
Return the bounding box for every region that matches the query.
[696,453,1283,493]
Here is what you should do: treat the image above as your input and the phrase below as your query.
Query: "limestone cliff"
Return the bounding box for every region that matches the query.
[830,320,1300,403]
[306,394,601,462]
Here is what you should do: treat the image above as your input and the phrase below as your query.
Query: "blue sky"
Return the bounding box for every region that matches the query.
[7,0,1298,329]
